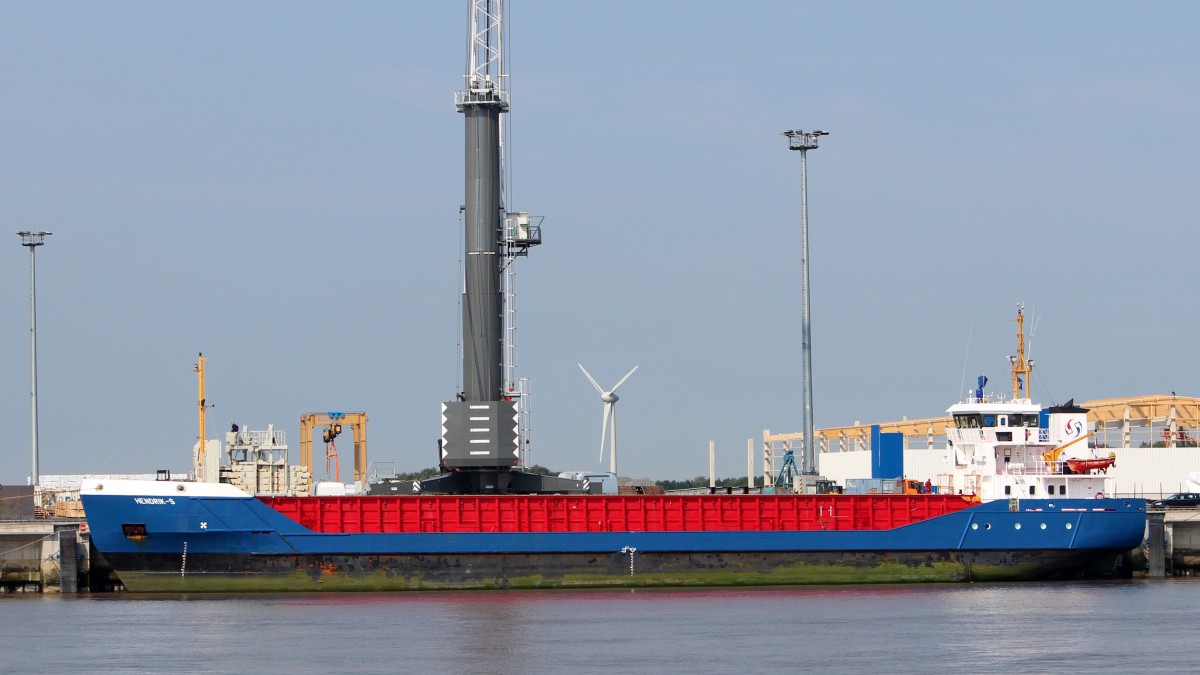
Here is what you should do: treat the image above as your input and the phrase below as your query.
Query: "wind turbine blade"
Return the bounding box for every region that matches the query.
[611,365,639,393]
[578,363,604,395]
[600,401,611,463]
[609,401,618,475]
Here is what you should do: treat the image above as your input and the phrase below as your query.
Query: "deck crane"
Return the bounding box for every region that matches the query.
[371,0,581,496]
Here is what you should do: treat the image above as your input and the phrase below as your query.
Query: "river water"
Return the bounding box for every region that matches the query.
[2,580,1195,673]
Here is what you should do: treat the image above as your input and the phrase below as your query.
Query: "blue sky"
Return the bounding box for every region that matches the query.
[2,1,1198,485]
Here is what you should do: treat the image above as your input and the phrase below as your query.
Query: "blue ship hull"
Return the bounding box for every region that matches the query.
[81,484,1147,592]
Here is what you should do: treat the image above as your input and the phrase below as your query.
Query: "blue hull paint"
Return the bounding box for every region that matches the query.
[83,493,1148,555]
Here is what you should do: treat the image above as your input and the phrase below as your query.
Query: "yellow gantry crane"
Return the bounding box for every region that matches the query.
[300,412,368,488]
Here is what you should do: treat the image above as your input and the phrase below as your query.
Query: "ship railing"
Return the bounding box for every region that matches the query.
[1001,461,1049,476]
[237,429,287,447]
[961,393,1012,405]
[999,460,1096,477]
[951,428,1050,444]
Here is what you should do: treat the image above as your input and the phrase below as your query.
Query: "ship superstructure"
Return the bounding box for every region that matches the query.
[941,306,1114,500]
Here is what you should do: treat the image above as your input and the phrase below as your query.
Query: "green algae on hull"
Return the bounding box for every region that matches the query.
[107,547,1130,592]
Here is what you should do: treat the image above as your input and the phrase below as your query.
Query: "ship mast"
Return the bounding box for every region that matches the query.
[1008,305,1034,401]
[194,353,213,471]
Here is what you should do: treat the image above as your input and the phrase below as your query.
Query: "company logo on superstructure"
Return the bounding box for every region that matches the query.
[1064,419,1083,438]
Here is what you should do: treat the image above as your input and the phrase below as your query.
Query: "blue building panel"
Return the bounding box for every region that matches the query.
[871,425,904,479]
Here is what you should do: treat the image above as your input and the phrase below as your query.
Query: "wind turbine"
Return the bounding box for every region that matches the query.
[578,364,638,475]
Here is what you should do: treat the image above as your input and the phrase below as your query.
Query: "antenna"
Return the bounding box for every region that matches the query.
[959,319,974,401]
[579,364,638,475]
[1027,307,1041,360]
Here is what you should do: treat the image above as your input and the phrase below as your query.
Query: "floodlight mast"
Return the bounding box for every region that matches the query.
[781,129,828,476]
[17,230,51,486]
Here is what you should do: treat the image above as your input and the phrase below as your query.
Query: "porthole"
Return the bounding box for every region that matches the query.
[176,484,186,492]
[984,523,992,530]
[1014,523,1022,530]
[971,523,979,530]
[1065,523,1073,530]
[1040,523,1047,530]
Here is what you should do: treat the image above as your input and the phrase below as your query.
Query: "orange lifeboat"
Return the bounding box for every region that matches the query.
[1065,457,1116,473]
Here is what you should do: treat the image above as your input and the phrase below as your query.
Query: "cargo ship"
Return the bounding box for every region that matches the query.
[80,302,1148,591]
[79,2,1146,591]
[80,331,1146,591]
[80,479,1145,591]
[82,305,1146,591]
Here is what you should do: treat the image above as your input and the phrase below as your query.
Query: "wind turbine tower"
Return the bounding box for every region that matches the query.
[579,364,638,475]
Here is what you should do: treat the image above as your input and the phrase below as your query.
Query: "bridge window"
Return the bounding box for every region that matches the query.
[1011,414,1040,427]
[954,414,984,428]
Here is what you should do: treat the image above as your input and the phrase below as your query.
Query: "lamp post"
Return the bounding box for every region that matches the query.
[17,231,51,486]
[781,129,828,476]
